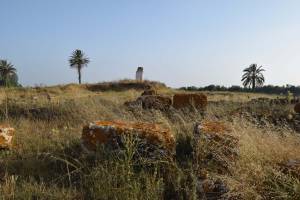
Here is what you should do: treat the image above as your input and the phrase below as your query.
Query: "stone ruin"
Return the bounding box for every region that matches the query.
[193,120,239,174]
[125,89,208,112]
[81,120,175,158]
[173,93,208,110]
[124,88,172,111]
[0,126,14,149]
[135,67,143,81]
[192,120,238,199]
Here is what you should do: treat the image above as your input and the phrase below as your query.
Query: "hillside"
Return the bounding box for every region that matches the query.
[0,80,299,199]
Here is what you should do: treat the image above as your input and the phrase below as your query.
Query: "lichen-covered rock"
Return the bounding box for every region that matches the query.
[0,126,14,149]
[196,121,232,135]
[294,103,300,113]
[125,94,172,111]
[82,121,175,156]
[173,93,207,110]
[137,95,172,111]
[194,120,239,173]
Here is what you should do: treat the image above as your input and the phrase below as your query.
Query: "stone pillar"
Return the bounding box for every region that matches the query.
[136,67,143,81]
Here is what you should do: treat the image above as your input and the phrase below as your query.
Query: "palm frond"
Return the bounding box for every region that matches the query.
[241,63,265,89]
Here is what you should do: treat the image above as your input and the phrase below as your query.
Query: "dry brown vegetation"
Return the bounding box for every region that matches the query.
[0,80,299,199]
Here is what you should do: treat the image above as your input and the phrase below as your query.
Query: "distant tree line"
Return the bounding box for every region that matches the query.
[0,55,296,95]
[180,64,300,95]
[180,84,300,96]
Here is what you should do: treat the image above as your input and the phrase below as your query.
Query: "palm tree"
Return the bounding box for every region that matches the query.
[69,49,90,84]
[241,64,265,90]
[0,60,17,87]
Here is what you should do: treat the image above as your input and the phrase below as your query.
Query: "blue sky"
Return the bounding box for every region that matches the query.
[1,0,300,87]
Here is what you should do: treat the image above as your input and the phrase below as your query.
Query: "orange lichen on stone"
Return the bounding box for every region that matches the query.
[194,120,237,147]
[200,120,232,134]
[194,120,239,173]
[82,120,175,152]
[0,126,14,149]
[173,93,207,110]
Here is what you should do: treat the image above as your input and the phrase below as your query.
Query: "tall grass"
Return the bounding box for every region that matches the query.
[0,85,299,199]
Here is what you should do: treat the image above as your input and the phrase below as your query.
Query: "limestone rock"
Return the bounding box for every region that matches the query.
[137,95,172,111]
[0,126,14,149]
[194,120,239,173]
[125,95,172,111]
[173,93,207,110]
[82,121,175,156]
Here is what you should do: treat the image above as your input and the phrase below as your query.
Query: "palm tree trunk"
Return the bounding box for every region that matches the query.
[4,78,6,87]
[252,77,255,91]
[78,67,81,84]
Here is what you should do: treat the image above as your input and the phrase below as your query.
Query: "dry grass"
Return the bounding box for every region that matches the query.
[226,119,300,199]
[0,82,299,199]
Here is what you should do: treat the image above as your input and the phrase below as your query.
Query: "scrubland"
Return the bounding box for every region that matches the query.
[0,80,299,200]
